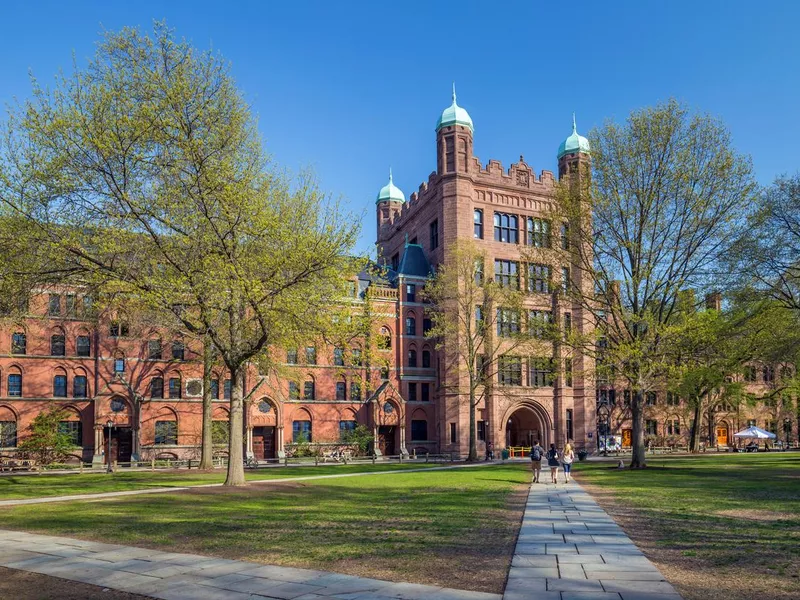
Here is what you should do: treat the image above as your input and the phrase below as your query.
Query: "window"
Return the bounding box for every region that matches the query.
[763,365,775,383]
[150,377,164,398]
[429,219,439,250]
[73,375,88,398]
[350,382,361,402]
[293,420,312,442]
[476,355,488,382]
[528,310,553,338]
[380,365,390,380]
[148,340,162,360]
[411,420,428,441]
[474,258,484,285]
[82,295,93,316]
[351,348,363,366]
[445,136,455,171]
[172,341,185,361]
[306,346,317,365]
[421,382,430,402]
[561,267,571,293]
[623,390,631,407]
[563,313,572,336]
[11,332,26,355]
[495,259,520,289]
[528,264,551,293]
[333,347,345,366]
[406,284,416,303]
[379,327,392,350]
[406,316,416,336]
[339,420,357,438]
[59,421,82,446]
[494,212,519,244]
[48,294,61,316]
[498,356,523,386]
[155,421,178,445]
[744,366,757,382]
[423,318,432,335]
[645,420,658,436]
[76,335,91,357]
[210,378,219,399]
[450,422,457,444]
[286,349,298,364]
[212,421,229,445]
[474,209,484,239]
[645,392,657,406]
[477,420,486,442]
[0,421,17,447]
[110,321,129,337]
[51,334,66,356]
[560,223,570,250]
[8,374,22,397]
[526,218,551,248]
[303,380,315,400]
[497,308,520,337]
[566,409,574,441]
[408,382,418,402]
[53,375,67,397]
[408,349,417,367]
[336,381,346,401]
[289,381,300,400]
[169,377,181,399]
[422,350,431,368]
[63,294,76,316]
[114,357,125,373]
[530,358,555,387]
[598,388,616,406]
[391,253,399,272]
[666,392,680,406]
[565,359,573,387]
[666,419,681,435]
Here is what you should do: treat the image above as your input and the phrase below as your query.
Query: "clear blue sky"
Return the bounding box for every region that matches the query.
[2,1,798,253]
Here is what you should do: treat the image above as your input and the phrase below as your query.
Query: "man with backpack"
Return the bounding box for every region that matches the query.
[530,440,544,483]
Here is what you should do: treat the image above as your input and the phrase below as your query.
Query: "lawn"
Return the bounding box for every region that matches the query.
[0,463,530,593]
[575,453,800,600]
[0,463,443,501]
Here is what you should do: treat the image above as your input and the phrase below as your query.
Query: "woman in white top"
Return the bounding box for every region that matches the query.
[561,442,575,483]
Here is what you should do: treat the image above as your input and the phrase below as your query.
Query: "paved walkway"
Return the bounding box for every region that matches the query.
[504,481,682,600]
[0,529,499,600]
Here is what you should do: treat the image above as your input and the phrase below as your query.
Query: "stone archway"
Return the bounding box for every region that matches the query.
[503,402,552,448]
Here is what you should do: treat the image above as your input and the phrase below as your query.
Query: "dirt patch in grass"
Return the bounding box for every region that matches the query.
[576,476,800,600]
[0,567,154,600]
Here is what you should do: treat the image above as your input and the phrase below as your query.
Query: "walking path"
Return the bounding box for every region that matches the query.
[0,529,499,600]
[0,462,497,507]
[504,480,682,600]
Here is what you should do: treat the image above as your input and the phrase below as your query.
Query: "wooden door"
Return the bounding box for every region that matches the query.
[107,428,132,464]
[622,429,632,448]
[378,426,396,456]
[253,427,275,460]
[716,426,728,446]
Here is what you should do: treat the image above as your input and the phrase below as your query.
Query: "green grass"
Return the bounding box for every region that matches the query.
[0,463,529,593]
[0,462,442,500]
[575,453,800,599]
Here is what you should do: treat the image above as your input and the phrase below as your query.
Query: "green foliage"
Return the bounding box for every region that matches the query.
[17,405,76,465]
[339,424,374,455]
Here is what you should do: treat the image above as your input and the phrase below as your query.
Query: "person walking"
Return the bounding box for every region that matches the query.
[546,443,560,484]
[561,442,575,483]
[530,440,544,483]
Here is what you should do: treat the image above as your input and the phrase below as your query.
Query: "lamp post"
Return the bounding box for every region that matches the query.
[785,418,792,449]
[106,419,114,473]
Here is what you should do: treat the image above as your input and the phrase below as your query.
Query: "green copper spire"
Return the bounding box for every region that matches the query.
[376,168,406,204]
[436,83,474,133]
[557,113,590,159]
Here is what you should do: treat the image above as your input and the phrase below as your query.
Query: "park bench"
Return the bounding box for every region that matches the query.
[0,457,39,472]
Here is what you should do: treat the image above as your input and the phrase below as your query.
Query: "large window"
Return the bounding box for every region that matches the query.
[11,332,26,355]
[494,213,518,244]
[339,420,357,438]
[50,334,66,356]
[151,377,164,399]
[48,294,61,316]
[666,419,681,435]
[422,350,431,368]
[408,382,418,402]
[53,375,67,397]
[411,420,428,441]
[303,380,315,400]
[148,340,162,360]
[0,421,17,447]
[155,421,178,445]
[498,356,523,386]
[293,420,312,442]
[494,260,520,289]
[169,377,181,399]
[528,310,553,338]
[529,358,554,387]
[526,218,551,248]
[73,376,88,398]
[429,219,439,249]
[408,349,417,367]
[528,264,551,293]
[8,374,22,397]
[306,346,317,365]
[474,209,484,239]
[336,381,346,401]
[496,308,520,337]
[171,341,185,361]
[645,420,658,436]
[59,421,82,446]
[333,347,345,366]
[76,335,91,357]
[421,382,430,402]
[405,316,416,336]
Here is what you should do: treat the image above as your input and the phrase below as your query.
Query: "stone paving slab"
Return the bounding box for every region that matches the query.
[502,481,682,600]
[0,528,502,600]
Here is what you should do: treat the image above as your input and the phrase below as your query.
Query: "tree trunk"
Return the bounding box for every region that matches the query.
[224,366,246,486]
[467,388,478,462]
[198,336,214,470]
[689,398,703,453]
[629,390,647,468]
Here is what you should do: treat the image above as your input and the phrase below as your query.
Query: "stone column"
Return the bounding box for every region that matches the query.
[92,425,104,466]
[276,425,285,458]
[246,427,254,458]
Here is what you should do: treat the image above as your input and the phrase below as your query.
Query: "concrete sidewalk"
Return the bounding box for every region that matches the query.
[504,480,682,600]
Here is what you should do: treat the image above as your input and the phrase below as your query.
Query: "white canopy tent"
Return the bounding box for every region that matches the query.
[733,426,777,440]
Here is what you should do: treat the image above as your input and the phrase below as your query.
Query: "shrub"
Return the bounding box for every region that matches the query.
[17,405,76,465]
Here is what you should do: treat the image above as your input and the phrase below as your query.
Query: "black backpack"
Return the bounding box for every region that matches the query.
[531,446,542,461]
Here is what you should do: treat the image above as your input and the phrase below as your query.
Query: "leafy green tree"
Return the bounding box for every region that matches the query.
[340,424,374,456]
[0,23,358,485]
[18,405,76,465]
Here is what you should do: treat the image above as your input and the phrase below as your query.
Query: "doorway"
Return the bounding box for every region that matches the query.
[716,426,728,447]
[252,426,275,460]
[104,427,132,464]
[622,429,632,448]
[505,406,545,447]
[377,426,396,456]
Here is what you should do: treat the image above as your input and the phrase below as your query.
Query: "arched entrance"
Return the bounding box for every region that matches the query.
[505,403,550,448]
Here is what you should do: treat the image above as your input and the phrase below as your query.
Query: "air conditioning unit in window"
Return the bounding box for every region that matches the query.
[185,379,203,398]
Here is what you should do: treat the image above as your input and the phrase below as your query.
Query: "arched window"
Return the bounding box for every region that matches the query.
[76,334,91,357]
[0,406,18,447]
[379,327,391,350]
[169,375,182,399]
[53,371,68,398]
[335,378,347,401]
[51,332,66,356]
[73,370,88,398]
[11,332,26,355]
[8,368,22,397]
[150,375,164,399]
[405,316,416,336]
[408,348,417,368]
[155,409,178,445]
[58,408,82,446]
[303,377,315,400]
[292,409,312,442]
[422,349,431,368]
[474,209,484,239]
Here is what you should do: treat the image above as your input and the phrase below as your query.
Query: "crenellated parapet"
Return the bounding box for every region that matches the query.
[472,155,556,192]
